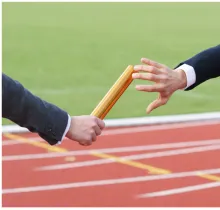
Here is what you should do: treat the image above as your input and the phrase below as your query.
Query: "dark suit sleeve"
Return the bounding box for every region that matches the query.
[175,44,220,90]
[2,73,69,145]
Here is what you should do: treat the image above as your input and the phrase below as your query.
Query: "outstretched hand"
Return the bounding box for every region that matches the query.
[132,58,187,114]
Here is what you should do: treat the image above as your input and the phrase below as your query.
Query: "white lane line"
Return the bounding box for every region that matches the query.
[138,182,220,198]
[101,120,220,136]
[2,137,41,146]
[2,120,220,147]
[37,144,220,171]
[3,168,220,194]
[3,139,220,161]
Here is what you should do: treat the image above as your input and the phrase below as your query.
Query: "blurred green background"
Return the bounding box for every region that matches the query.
[2,2,220,125]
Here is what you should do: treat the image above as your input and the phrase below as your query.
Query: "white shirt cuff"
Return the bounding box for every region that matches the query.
[175,64,196,90]
[56,114,71,145]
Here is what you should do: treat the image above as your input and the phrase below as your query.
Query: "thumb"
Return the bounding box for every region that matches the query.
[146,97,168,114]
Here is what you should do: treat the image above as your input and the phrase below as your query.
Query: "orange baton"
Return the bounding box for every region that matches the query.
[91,65,134,120]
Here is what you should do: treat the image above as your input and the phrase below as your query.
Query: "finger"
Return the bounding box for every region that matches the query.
[94,125,102,136]
[133,65,161,74]
[135,84,163,92]
[132,73,162,82]
[80,143,91,146]
[147,97,168,114]
[79,141,92,146]
[96,118,105,130]
[141,58,166,69]
[91,131,97,142]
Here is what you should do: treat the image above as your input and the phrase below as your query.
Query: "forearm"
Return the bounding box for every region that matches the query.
[175,44,220,90]
[2,73,70,145]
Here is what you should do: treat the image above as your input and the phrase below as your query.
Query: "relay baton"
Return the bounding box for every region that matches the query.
[91,65,134,120]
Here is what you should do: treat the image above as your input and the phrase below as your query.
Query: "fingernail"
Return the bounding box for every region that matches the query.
[132,73,137,78]
[134,65,138,70]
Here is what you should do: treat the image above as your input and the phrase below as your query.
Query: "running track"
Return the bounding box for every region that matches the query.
[2,120,220,207]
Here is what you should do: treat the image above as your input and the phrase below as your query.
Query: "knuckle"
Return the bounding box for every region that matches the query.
[136,73,142,79]
[160,74,168,81]
[90,120,97,127]
[87,135,93,141]
[85,133,92,140]
[91,123,97,128]
[140,73,146,79]
[148,66,155,73]
[147,86,154,92]
[147,74,154,80]
[89,129,95,135]
[160,83,166,89]
[84,136,90,141]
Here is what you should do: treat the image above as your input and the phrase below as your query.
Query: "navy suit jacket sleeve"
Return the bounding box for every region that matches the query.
[2,73,69,145]
[176,44,220,90]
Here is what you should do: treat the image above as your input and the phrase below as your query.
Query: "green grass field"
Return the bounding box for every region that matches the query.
[2,2,220,125]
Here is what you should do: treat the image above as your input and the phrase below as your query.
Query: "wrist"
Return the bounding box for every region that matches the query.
[175,64,196,89]
[174,69,187,90]
[65,115,72,139]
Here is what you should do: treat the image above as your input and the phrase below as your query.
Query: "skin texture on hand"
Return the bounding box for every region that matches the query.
[132,58,187,114]
[66,115,105,146]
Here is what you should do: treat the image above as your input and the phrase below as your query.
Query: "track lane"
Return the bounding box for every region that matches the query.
[2,122,220,207]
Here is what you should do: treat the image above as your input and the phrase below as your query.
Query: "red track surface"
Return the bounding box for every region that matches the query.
[2,121,220,207]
